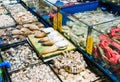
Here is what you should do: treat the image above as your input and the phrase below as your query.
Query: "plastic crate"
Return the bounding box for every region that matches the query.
[61,1,99,14]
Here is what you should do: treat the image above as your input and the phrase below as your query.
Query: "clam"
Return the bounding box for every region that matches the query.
[34,31,47,38]
[23,24,39,30]
[32,22,44,28]
[12,29,23,35]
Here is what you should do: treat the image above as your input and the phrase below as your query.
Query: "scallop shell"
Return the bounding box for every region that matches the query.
[43,27,54,33]
[55,40,68,50]
[12,29,23,35]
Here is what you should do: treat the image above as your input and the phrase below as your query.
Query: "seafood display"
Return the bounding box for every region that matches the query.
[35,28,69,55]
[62,21,88,50]
[0,15,15,28]
[0,1,116,81]
[0,43,40,72]
[92,22,120,68]
[93,34,120,64]
[28,27,75,59]
[91,21,120,78]
[0,22,44,45]
[0,5,8,15]
[12,11,38,24]
[92,21,120,64]
[11,64,60,82]
[73,8,119,25]
[92,29,120,78]
[5,4,27,14]
[50,51,109,82]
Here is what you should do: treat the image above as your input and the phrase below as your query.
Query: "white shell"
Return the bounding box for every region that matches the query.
[48,31,58,38]
[50,36,63,43]
[43,28,54,33]
[55,40,68,49]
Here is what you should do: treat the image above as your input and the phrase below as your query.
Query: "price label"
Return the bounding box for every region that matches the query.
[86,36,94,55]
[57,12,62,32]
[53,14,57,30]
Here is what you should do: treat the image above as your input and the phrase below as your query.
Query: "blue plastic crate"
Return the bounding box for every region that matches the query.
[61,1,99,14]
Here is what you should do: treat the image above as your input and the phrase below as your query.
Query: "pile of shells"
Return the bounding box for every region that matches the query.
[0,22,44,44]
[58,69,100,82]
[0,43,40,72]
[5,4,27,14]
[74,8,119,25]
[0,27,25,44]
[11,64,60,82]
[52,51,101,82]
[0,15,15,28]
[12,11,38,24]
[53,51,87,74]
